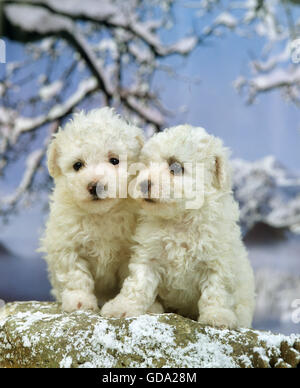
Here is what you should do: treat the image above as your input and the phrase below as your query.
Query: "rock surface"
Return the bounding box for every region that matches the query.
[0,302,299,368]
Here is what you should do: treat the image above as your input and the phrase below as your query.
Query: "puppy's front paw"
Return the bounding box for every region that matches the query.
[147,300,164,314]
[101,295,145,318]
[62,290,98,312]
[198,307,238,329]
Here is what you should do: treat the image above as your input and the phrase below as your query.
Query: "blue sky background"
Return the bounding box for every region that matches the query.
[0,2,300,258]
[155,3,300,172]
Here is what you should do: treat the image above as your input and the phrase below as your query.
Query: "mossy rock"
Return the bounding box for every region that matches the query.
[0,302,299,368]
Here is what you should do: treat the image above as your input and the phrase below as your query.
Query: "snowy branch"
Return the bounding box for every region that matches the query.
[3,1,199,57]
[0,121,59,216]
[0,149,45,209]
[195,0,300,106]
[12,77,98,141]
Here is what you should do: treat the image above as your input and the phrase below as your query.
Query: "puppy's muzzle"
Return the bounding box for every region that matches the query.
[139,180,152,196]
[87,181,106,200]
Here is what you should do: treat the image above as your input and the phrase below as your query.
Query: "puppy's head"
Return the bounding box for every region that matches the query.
[48,108,144,214]
[133,125,231,218]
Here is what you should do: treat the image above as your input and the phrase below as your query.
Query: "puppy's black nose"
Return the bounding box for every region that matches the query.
[140,180,151,196]
[87,182,98,197]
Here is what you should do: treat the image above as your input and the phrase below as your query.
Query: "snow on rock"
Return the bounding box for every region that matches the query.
[0,302,299,368]
[232,156,300,235]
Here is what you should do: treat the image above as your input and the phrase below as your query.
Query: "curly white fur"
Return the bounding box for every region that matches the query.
[101,125,256,328]
[40,108,145,312]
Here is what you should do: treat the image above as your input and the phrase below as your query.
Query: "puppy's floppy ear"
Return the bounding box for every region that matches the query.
[47,138,61,179]
[135,134,144,148]
[213,147,232,191]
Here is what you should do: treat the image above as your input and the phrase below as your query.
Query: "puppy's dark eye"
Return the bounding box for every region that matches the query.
[169,161,184,176]
[109,157,119,166]
[73,161,84,171]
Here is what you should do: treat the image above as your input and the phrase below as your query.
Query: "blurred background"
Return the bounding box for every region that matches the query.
[0,0,299,334]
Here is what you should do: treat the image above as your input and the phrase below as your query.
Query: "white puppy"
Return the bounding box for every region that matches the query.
[101,125,256,329]
[40,108,150,312]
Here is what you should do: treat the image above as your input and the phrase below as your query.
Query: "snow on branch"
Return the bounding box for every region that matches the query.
[195,0,300,105]
[247,66,300,102]
[12,78,98,140]
[0,148,45,210]
[4,0,199,58]
[234,65,300,104]
[0,121,59,215]
[123,96,164,127]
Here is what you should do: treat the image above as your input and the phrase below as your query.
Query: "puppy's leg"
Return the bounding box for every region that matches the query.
[234,256,256,328]
[62,289,98,312]
[51,252,98,312]
[101,261,160,318]
[147,300,164,314]
[198,270,238,329]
